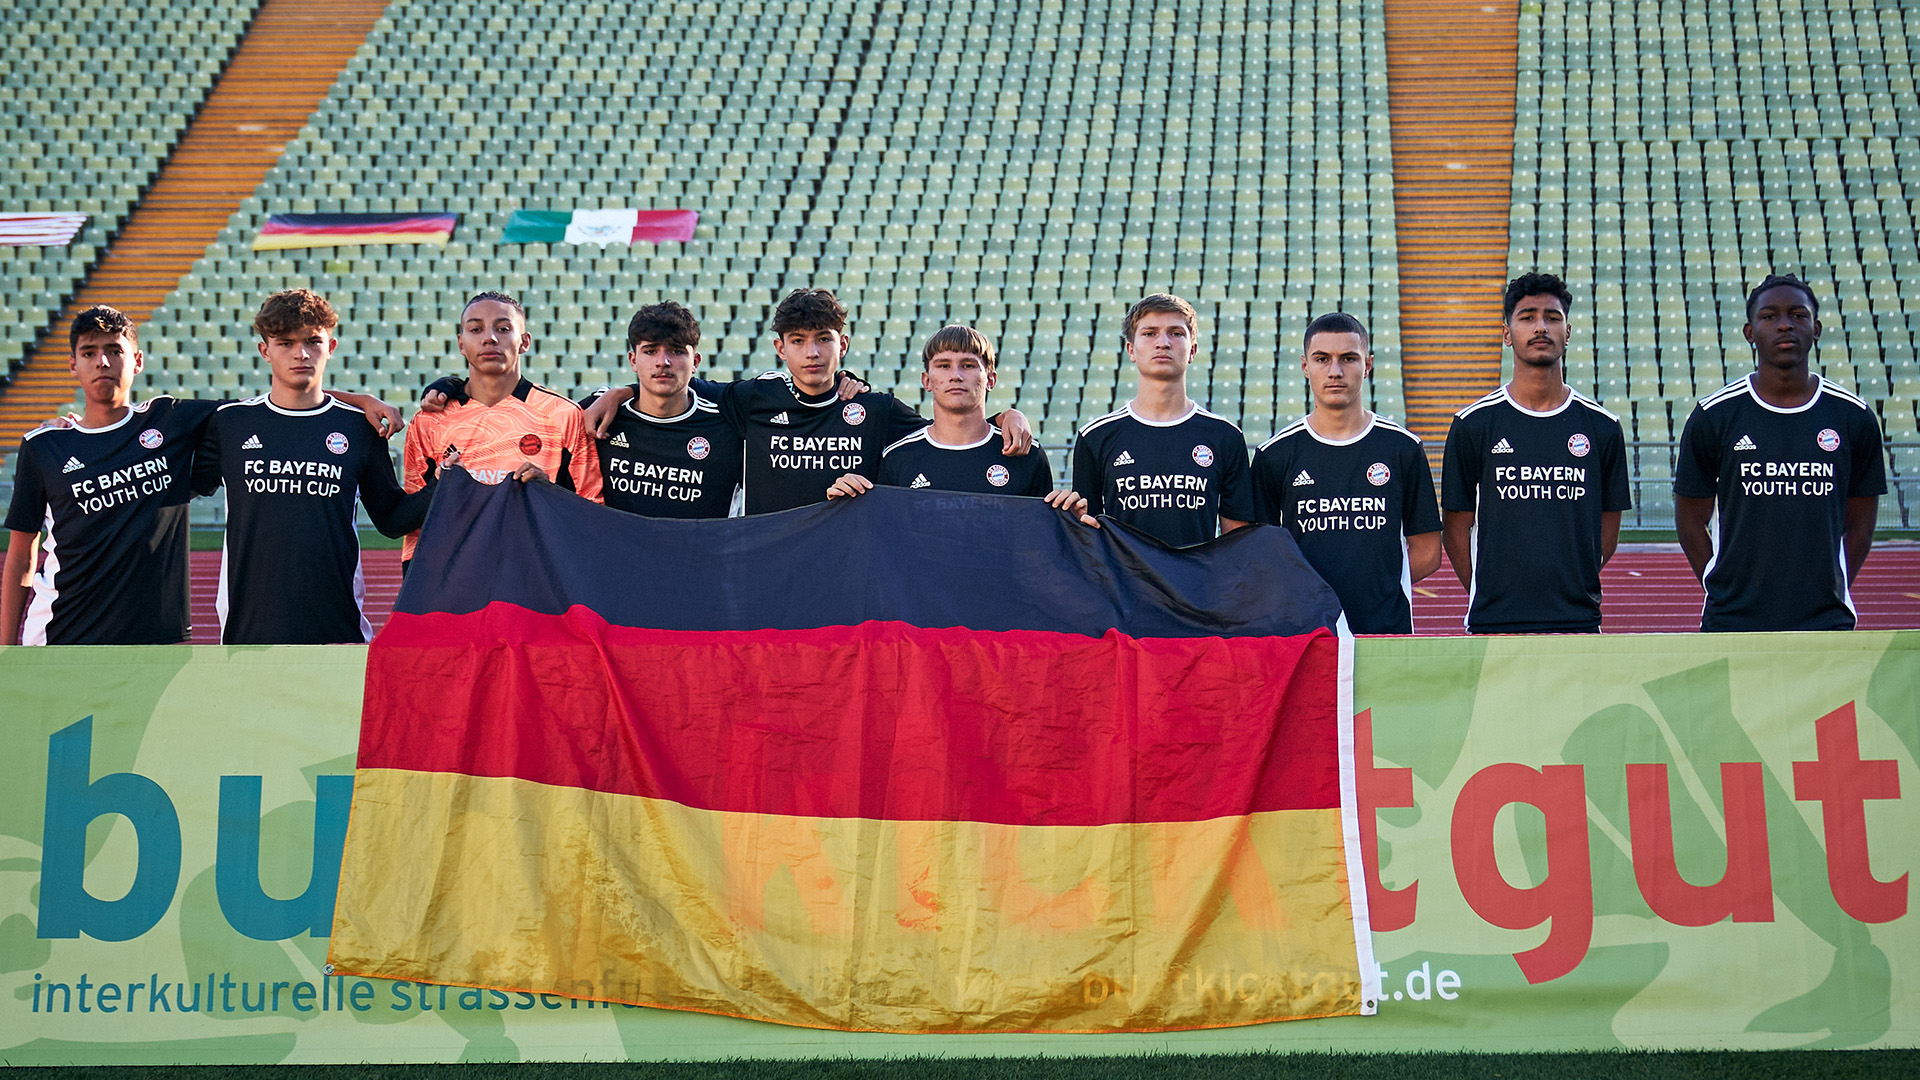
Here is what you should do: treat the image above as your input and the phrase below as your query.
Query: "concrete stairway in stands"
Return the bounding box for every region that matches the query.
[0,0,390,443]
[1383,0,1519,449]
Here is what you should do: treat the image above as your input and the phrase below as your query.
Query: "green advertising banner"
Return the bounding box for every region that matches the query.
[0,634,1914,1063]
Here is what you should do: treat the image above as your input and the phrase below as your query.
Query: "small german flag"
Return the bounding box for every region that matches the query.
[250,212,458,251]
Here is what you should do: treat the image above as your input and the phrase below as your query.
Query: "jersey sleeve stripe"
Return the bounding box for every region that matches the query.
[1453,388,1508,419]
[1194,407,1246,431]
[881,428,930,457]
[1374,418,1424,444]
[1819,378,1871,409]
[1698,379,1751,409]
[1257,418,1310,451]
[1568,390,1622,423]
[1076,408,1130,436]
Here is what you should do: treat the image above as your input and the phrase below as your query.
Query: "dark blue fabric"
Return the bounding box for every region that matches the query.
[397,469,1343,639]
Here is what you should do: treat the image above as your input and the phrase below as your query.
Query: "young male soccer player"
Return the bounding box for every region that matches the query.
[1441,272,1631,633]
[1673,274,1885,630]
[580,301,743,518]
[2,305,399,645]
[399,291,602,565]
[1252,313,1441,634]
[824,324,1095,523]
[1072,293,1254,547]
[190,289,436,643]
[588,289,1032,515]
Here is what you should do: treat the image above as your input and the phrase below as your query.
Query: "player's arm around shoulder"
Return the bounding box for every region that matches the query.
[398,408,444,494]
[563,401,605,503]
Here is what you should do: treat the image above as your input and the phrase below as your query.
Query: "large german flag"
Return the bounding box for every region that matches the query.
[330,472,1377,1033]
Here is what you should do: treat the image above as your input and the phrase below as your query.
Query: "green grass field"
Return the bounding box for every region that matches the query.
[19,1052,1920,1079]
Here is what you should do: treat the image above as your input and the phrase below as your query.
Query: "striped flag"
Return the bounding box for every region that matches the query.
[500,208,699,247]
[0,212,87,246]
[250,212,458,251]
[329,473,1375,1033]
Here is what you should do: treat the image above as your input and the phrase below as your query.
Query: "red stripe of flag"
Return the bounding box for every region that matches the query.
[631,209,698,243]
[360,603,1340,826]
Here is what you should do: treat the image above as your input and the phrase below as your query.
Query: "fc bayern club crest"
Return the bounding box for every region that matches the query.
[842,402,867,426]
[1817,428,1840,452]
[1191,444,1215,467]
[519,433,542,455]
[138,428,163,450]
[687,436,711,460]
[986,463,1010,487]
[1567,432,1592,458]
[1367,462,1391,486]
[325,432,349,455]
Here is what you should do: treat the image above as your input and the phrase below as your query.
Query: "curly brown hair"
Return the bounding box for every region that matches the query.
[253,288,339,340]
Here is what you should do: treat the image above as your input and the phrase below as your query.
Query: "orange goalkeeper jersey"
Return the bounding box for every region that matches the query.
[400,377,603,561]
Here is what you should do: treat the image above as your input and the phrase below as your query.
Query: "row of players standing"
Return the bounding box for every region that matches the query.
[2,270,1885,646]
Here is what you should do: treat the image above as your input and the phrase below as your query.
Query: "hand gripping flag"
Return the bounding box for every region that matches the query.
[330,472,1378,1033]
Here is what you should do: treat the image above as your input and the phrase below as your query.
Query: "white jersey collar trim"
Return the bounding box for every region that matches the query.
[1501,384,1575,418]
[1741,373,1825,415]
[1124,400,1200,428]
[922,429,998,451]
[1303,411,1378,447]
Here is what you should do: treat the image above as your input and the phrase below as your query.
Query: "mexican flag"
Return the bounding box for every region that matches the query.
[501,208,699,247]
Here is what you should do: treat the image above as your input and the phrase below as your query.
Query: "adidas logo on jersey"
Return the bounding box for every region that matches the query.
[1491,438,1515,454]
[1112,450,1135,467]
[1733,434,1757,451]
[1292,469,1314,486]
[910,473,931,489]
[241,434,263,450]
[770,411,791,425]
[610,431,630,448]
[62,456,84,473]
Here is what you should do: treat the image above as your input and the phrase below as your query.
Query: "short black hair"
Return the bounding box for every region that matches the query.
[1745,273,1820,322]
[769,288,846,336]
[627,301,700,350]
[1502,272,1573,322]
[1303,312,1370,354]
[70,305,137,352]
[461,290,527,325]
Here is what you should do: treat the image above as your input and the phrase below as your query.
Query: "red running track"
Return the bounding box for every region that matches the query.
[185,544,1920,642]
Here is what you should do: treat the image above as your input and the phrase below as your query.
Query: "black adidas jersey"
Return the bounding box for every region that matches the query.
[878,428,1053,496]
[1673,375,1886,631]
[1252,414,1442,634]
[1441,386,1631,633]
[712,372,929,515]
[191,396,428,645]
[4,396,218,644]
[1072,403,1255,549]
[581,388,744,519]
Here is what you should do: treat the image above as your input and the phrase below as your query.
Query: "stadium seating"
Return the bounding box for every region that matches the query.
[135,0,1406,451]
[0,0,259,378]
[1509,0,1920,527]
